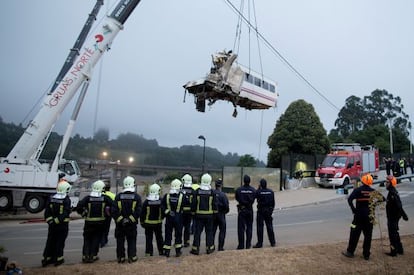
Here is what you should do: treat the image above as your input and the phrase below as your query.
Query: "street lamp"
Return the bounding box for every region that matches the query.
[388,118,394,155]
[198,135,206,174]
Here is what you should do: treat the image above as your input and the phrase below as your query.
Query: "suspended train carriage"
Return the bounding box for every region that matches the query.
[183,50,278,117]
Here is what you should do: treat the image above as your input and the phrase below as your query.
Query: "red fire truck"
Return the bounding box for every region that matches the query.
[315,143,379,188]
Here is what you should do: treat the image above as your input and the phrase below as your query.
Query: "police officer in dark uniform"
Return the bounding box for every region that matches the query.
[161,179,184,257]
[385,175,409,256]
[235,174,256,250]
[213,178,229,251]
[254,178,276,248]
[76,180,113,263]
[190,173,217,255]
[112,176,142,263]
[42,181,72,267]
[342,173,379,260]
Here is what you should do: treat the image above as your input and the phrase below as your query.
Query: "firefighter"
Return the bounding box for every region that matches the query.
[254,178,276,248]
[181,174,194,247]
[101,180,116,248]
[161,179,184,257]
[385,175,409,256]
[112,176,142,263]
[140,183,164,256]
[76,180,113,263]
[42,180,72,267]
[213,178,229,251]
[235,174,256,249]
[190,173,217,255]
[342,173,379,260]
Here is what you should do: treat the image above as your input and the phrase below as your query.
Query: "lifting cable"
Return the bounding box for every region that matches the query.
[223,0,340,112]
[230,0,267,161]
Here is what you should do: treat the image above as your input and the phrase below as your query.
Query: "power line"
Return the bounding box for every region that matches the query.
[223,0,340,111]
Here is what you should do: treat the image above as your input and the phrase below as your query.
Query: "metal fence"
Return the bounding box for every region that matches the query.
[222,166,280,192]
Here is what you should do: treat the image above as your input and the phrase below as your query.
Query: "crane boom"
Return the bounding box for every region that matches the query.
[0,0,143,213]
[5,0,142,163]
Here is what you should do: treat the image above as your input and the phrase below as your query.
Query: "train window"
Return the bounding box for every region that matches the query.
[254,77,261,87]
[262,81,269,90]
[245,73,253,83]
[269,84,275,93]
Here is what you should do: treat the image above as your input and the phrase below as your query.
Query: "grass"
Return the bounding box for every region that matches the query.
[23,234,414,275]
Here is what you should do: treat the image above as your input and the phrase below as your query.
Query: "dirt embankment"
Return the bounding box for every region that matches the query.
[22,235,414,275]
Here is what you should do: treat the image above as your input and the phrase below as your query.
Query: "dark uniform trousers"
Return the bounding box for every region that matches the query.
[164,214,183,251]
[237,207,254,249]
[43,223,69,263]
[347,215,373,258]
[115,223,138,259]
[144,225,163,256]
[83,221,105,260]
[256,208,275,246]
[213,213,226,250]
[388,218,403,253]
[182,212,192,246]
[193,216,214,251]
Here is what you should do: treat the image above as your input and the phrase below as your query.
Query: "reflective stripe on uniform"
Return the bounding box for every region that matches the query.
[196,195,213,215]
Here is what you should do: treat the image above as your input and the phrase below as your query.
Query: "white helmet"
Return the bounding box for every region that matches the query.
[91,180,105,197]
[148,183,161,201]
[57,181,72,195]
[200,173,212,190]
[170,179,182,194]
[123,176,135,192]
[181,174,193,188]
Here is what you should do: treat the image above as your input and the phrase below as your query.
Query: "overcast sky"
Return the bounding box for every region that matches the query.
[1,0,413,162]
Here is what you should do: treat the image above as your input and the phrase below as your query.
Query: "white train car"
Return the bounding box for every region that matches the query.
[183,51,278,117]
[238,64,277,110]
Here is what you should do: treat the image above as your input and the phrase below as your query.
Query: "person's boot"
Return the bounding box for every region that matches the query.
[206,246,215,254]
[190,247,199,255]
[163,249,170,258]
[397,244,404,255]
[176,247,182,257]
[385,249,397,257]
[341,250,354,258]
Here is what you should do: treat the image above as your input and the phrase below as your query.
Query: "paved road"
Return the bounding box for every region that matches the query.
[0,182,413,268]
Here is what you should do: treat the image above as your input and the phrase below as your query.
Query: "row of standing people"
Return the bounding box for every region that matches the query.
[384,157,414,176]
[41,173,234,266]
[41,172,277,267]
[342,173,409,260]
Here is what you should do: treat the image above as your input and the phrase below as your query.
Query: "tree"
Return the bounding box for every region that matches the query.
[238,154,256,167]
[267,100,330,167]
[330,89,411,154]
[93,128,109,144]
[334,95,365,137]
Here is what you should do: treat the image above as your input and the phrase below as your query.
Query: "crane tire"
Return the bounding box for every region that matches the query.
[24,194,45,213]
[0,191,13,211]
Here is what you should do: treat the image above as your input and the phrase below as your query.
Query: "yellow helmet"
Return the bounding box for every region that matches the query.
[123,176,135,192]
[91,180,105,197]
[181,174,193,187]
[57,181,72,195]
[200,173,212,190]
[170,179,182,194]
[148,183,161,200]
